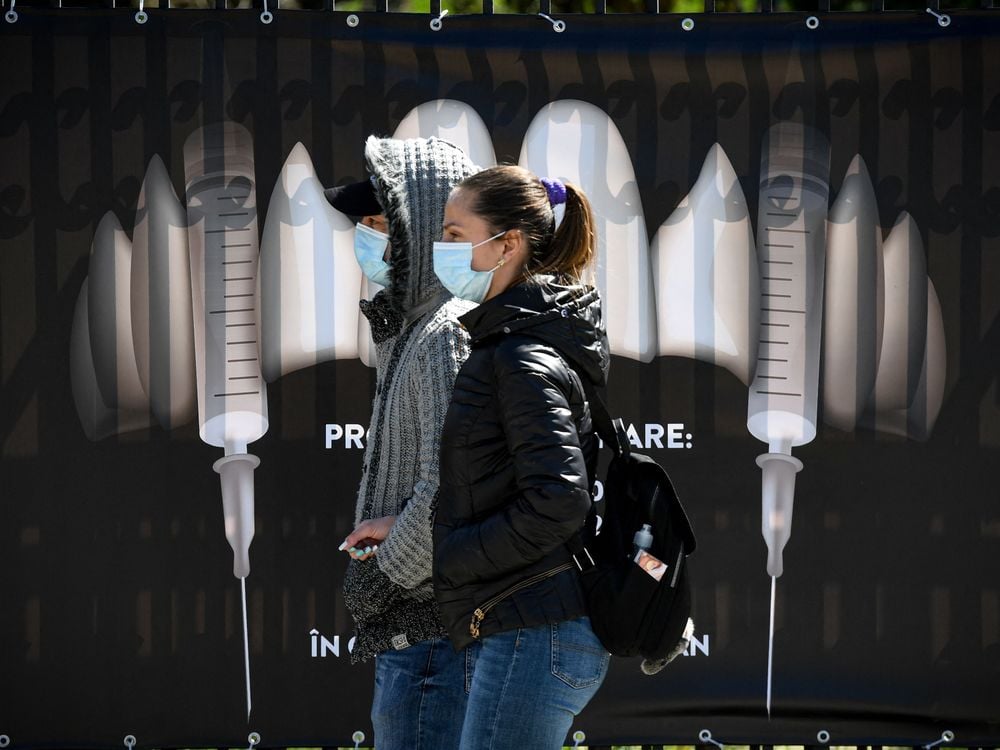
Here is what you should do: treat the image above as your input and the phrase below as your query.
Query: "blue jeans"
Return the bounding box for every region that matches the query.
[371,636,470,750]
[459,617,610,750]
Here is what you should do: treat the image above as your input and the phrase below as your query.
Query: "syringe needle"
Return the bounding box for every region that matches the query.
[766,574,776,719]
[241,576,252,721]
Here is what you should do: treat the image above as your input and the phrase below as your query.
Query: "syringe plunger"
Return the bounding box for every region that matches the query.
[214,452,260,579]
[756,451,803,578]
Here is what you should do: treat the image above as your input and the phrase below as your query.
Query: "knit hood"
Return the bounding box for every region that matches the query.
[364,135,479,322]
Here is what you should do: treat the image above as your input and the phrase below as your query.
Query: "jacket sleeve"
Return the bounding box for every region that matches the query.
[435,339,591,587]
[374,320,470,590]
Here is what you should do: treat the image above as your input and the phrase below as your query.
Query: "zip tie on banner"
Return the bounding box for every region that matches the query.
[260,0,274,24]
[681,16,695,30]
[247,731,261,750]
[571,730,586,748]
[429,7,448,31]
[699,729,726,749]
[352,730,366,750]
[4,0,17,24]
[817,729,831,743]
[135,0,148,24]
[925,7,951,26]
[538,12,566,32]
[123,735,137,750]
[806,14,819,28]
[923,730,955,750]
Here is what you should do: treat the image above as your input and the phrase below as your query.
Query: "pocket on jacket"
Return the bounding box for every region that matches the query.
[550,617,610,689]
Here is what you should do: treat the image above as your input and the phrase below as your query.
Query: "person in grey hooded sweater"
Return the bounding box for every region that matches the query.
[334,135,477,749]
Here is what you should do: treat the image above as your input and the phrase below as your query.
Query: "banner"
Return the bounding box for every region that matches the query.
[2,8,999,747]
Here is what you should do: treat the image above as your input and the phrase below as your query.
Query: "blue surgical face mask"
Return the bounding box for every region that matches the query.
[353,222,392,287]
[432,231,508,303]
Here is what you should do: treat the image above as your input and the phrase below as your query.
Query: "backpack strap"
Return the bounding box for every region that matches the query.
[578,377,630,460]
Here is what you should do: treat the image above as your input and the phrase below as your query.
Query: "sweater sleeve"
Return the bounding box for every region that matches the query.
[434,339,592,588]
[374,318,470,590]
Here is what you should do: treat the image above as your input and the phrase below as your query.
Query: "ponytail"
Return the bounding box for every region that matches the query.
[527,182,595,284]
[458,166,597,285]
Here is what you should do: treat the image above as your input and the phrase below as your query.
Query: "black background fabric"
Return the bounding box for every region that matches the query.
[1,8,999,747]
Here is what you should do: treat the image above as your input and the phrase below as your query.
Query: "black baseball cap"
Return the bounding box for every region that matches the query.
[323,177,383,217]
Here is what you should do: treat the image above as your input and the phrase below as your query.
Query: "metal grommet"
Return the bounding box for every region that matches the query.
[817,730,831,743]
[247,731,261,749]
[124,736,137,750]
[681,17,695,30]
[430,17,442,30]
[0,736,10,748]
[135,9,148,23]
[260,10,273,23]
[552,19,566,32]
[4,9,17,23]
[571,730,586,747]
[346,13,360,26]
[806,14,819,28]
[560,308,569,317]
[502,326,511,334]
[352,731,366,749]
[942,731,955,742]
[925,7,951,26]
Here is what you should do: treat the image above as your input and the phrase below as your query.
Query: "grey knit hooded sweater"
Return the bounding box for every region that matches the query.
[342,135,477,662]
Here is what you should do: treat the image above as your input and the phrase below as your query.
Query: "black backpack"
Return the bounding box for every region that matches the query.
[569,381,698,673]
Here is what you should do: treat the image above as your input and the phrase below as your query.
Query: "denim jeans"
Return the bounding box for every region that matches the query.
[371,635,470,750]
[459,616,610,750]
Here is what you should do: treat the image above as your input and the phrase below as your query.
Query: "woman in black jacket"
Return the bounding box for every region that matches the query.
[431,165,610,749]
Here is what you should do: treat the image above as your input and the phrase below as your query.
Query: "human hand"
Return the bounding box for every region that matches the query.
[338,516,397,561]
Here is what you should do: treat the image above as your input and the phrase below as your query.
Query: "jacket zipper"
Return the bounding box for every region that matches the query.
[469,562,574,639]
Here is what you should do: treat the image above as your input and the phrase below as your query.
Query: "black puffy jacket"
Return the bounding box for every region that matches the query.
[433,278,610,651]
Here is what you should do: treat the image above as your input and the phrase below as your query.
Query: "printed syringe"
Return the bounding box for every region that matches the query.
[746,123,830,716]
[184,121,268,720]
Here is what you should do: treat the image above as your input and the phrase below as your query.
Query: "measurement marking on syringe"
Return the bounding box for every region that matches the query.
[218,195,249,200]
[760,339,789,345]
[223,243,253,248]
[228,358,258,363]
[755,390,802,397]
[224,277,254,282]
[213,391,261,397]
[758,357,788,362]
[764,243,795,249]
[766,211,797,217]
[763,277,792,282]
[205,228,249,234]
[760,322,790,327]
[225,293,254,299]
[762,293,792,298]
[210,308,254,314]
[763,259,794,264]
[228,375,260,381]
[219,212,250,217]
[756,375,788,380]
[226,323,255,328]
[227,340,257,345]
[761,308,806,314]
[766,228,810,234]
[222,260,253,265]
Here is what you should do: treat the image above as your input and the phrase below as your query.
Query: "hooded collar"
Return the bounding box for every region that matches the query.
[460,277,609,387]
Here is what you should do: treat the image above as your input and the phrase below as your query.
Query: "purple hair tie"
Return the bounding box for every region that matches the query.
[540,178,567,207]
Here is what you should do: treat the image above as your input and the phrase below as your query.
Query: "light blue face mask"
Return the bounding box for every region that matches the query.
[353,222,392,287]
[432,231,508,304]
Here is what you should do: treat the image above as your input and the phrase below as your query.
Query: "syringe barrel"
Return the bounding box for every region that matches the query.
[184,123,268,450]
[747,124,829,451]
